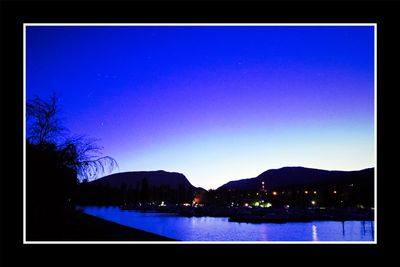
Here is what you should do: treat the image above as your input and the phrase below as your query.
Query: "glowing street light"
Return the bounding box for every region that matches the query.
[311,200,316,206]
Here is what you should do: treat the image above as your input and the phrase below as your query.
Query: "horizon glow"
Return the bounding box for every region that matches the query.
[26,25,375,190]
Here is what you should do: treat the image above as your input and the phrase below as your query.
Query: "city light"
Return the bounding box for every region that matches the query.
[305,191,308,194]
[311,200,316,205]
[272,191,278,196]
[313,191,317,194]
[193,196,200,205]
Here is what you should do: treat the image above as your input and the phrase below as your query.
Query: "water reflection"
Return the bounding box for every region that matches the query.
[312,224,319,241]
[259,224,268,240]
[342,221,345,236]
[370,221,374,239]
[83,207,375,242]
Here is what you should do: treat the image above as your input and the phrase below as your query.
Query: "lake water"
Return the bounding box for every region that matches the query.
[83,206,375,242]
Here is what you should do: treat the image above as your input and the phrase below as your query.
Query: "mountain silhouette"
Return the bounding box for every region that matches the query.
[91,170,196,190]
[219,167,374,191]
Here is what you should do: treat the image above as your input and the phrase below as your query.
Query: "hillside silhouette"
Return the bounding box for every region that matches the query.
[92,170,195,190]
[74,170,207,206]
[219,167,374,190]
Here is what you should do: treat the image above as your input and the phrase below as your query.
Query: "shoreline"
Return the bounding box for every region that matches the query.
[119,205,374,224]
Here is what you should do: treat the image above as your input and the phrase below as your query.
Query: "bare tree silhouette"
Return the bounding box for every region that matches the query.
[26,93,118,181]
[26,94,66,145]
[61,135,118,181]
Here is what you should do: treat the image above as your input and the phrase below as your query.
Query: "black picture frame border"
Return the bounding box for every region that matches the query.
[1,0,396,264]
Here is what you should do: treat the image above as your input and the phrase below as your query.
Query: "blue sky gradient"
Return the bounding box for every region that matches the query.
[26,25,375,189]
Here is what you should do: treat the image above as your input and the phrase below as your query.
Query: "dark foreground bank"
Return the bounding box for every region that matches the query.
[27,209,177,241]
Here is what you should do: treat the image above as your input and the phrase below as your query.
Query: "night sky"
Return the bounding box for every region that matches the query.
[26,25,375,189]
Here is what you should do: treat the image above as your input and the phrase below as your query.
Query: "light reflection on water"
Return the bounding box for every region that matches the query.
[312,224,319,241]
[83,206,374,242]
